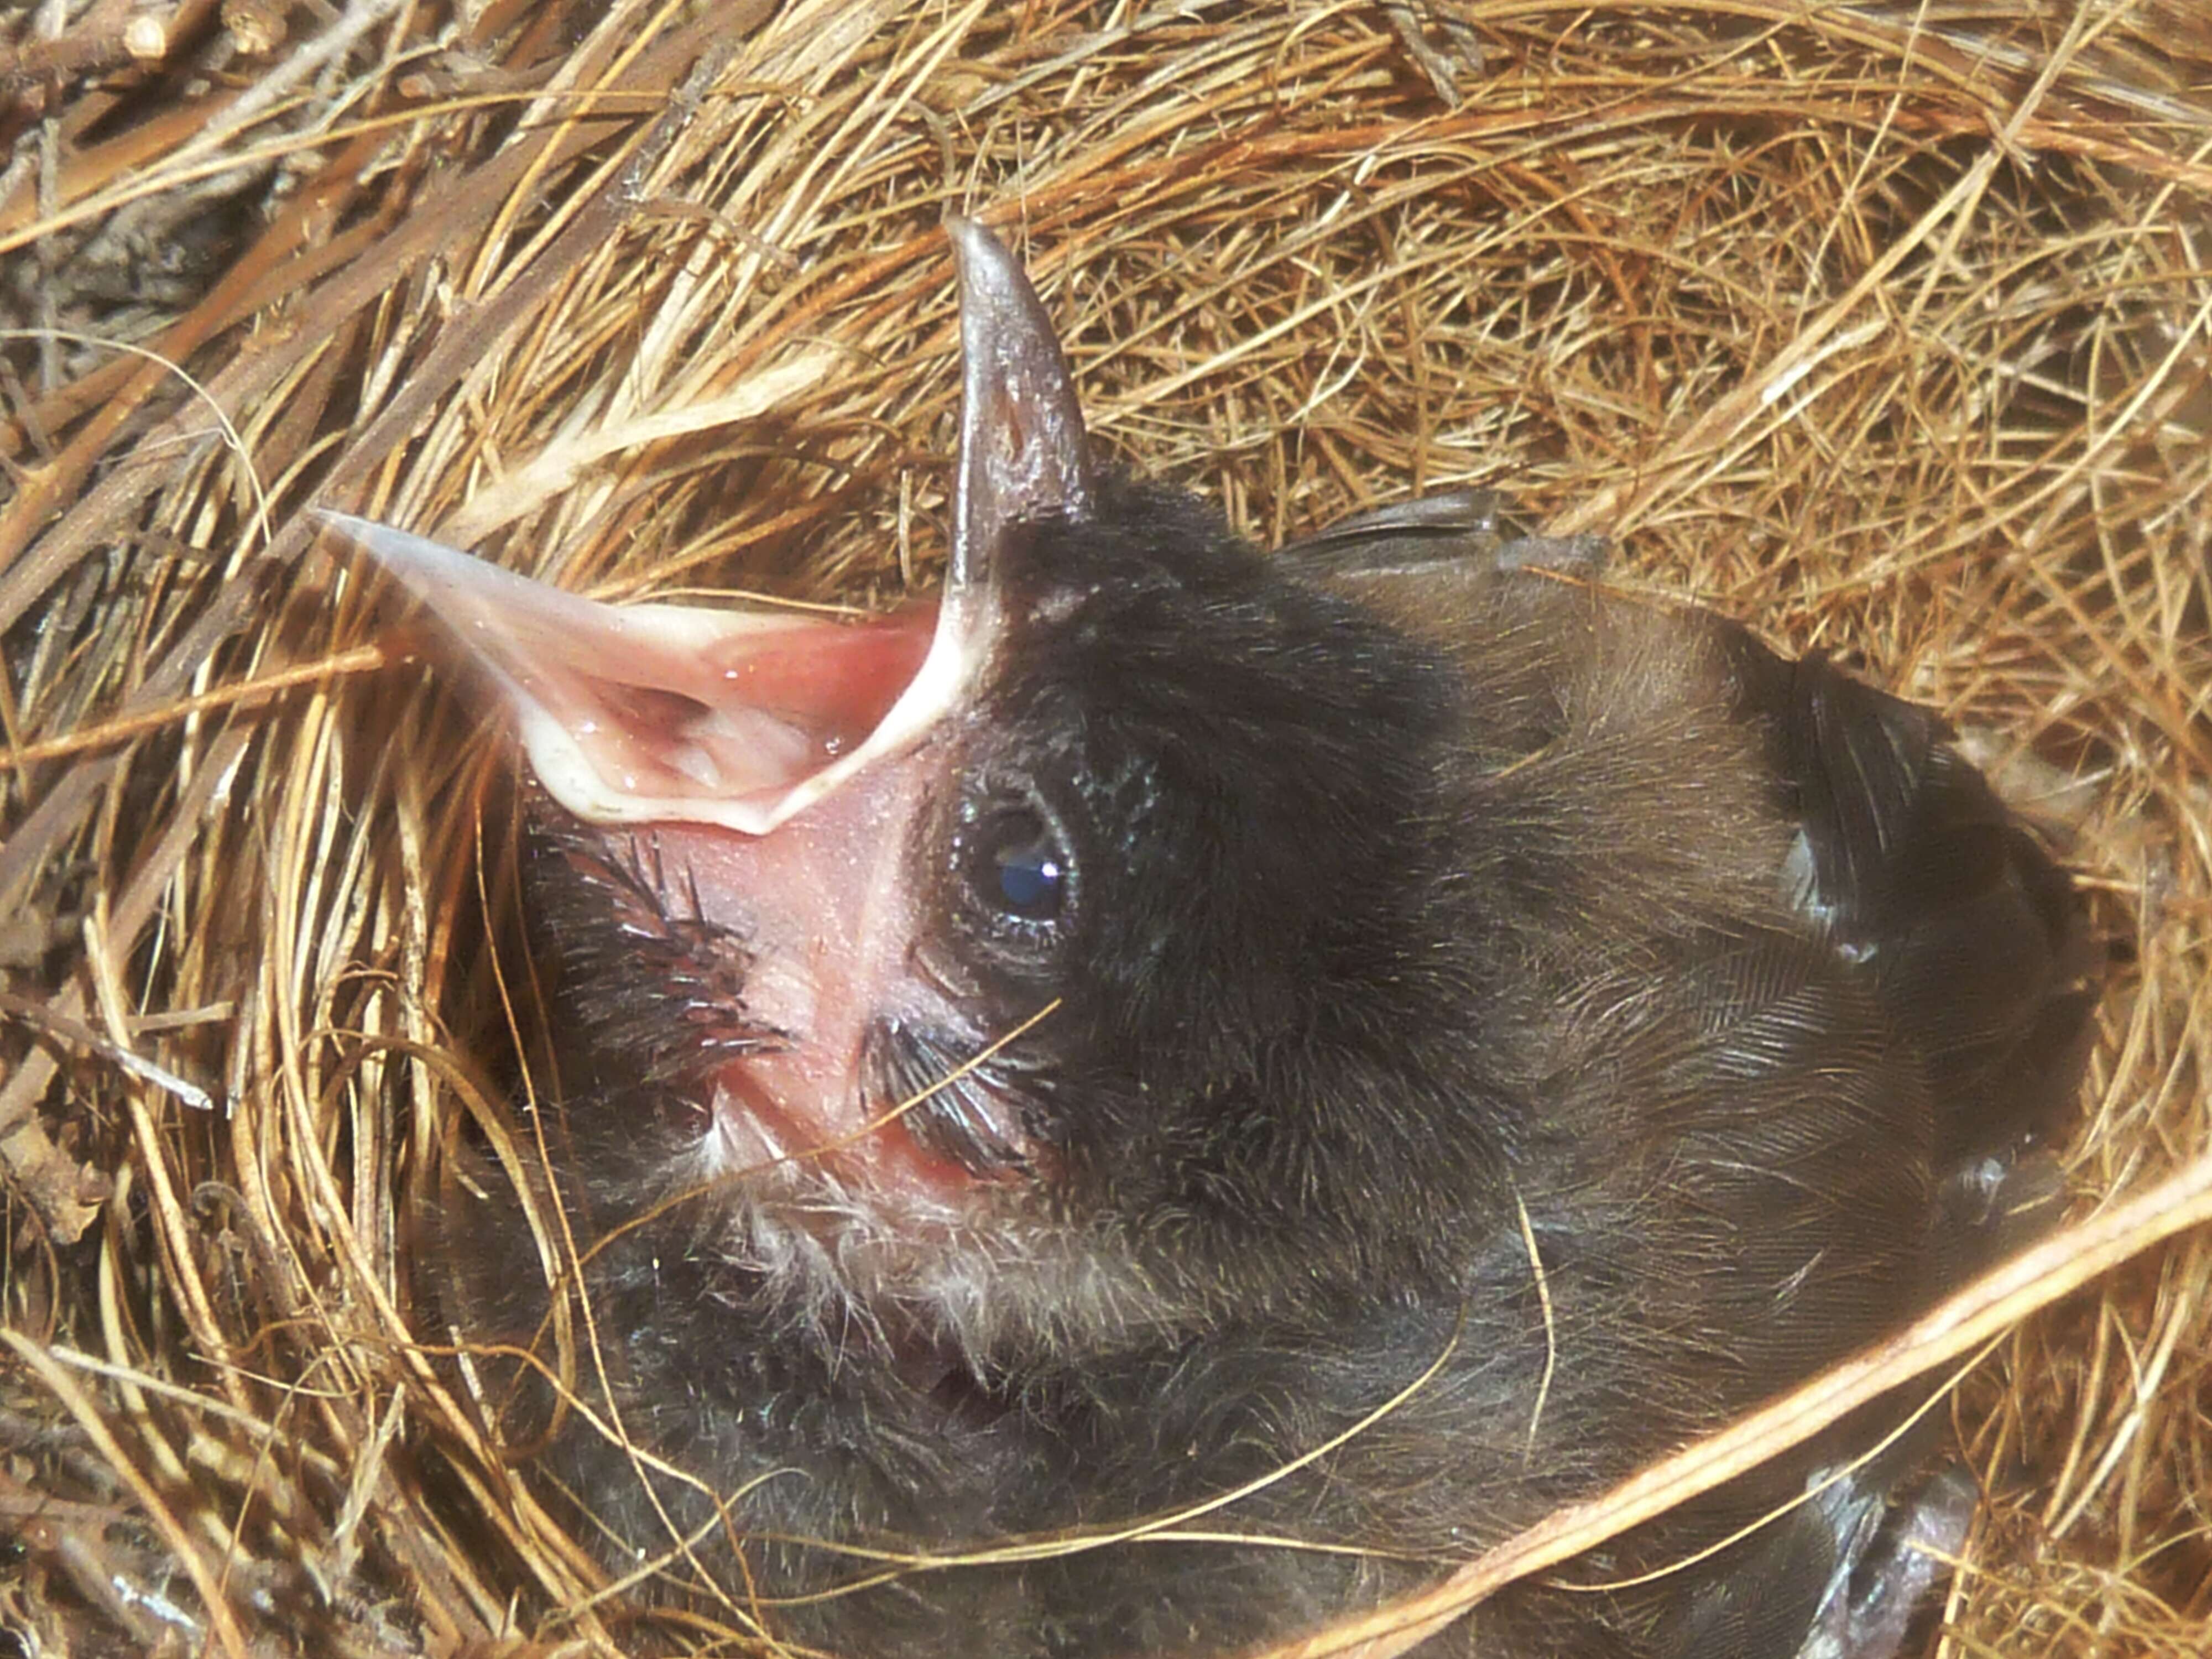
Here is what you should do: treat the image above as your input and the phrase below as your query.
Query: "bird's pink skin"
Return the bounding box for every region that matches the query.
[643,756,1032,1204]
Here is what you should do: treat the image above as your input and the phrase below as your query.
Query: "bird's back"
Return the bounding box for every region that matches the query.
[1249,491,2099,1657]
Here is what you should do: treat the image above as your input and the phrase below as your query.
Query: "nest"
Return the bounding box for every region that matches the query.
[2,1,2208,1653]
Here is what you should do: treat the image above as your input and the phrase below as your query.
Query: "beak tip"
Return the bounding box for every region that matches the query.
[311,507,370,540]
[941,212,986,265]
[309,512,504,614]
[943,215,1030,317]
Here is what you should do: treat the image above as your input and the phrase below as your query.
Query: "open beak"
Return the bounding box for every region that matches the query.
[318,216,1094,838]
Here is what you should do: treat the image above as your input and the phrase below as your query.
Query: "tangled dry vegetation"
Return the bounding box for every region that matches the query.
[1,1,2208,1654]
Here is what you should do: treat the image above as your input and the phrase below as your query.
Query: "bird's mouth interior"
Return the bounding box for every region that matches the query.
[317,515,974,837]
[591,616,933,778]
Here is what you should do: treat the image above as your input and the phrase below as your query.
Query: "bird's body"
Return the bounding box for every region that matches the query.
[340,221,2096,1657]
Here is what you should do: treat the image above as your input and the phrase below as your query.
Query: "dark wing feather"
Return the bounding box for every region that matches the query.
[1717,627,2101,1186]
[1271,487,1608,582]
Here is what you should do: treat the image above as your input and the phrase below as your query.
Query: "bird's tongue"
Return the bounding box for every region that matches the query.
[323,216,1096,1209]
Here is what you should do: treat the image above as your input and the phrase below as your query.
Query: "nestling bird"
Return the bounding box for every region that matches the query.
[326,218,2098,1657]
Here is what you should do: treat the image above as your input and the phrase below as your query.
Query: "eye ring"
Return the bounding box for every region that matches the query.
[956,791,1077,933]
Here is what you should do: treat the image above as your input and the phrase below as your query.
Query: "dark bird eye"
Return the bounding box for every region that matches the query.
[969,807,1071,922]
